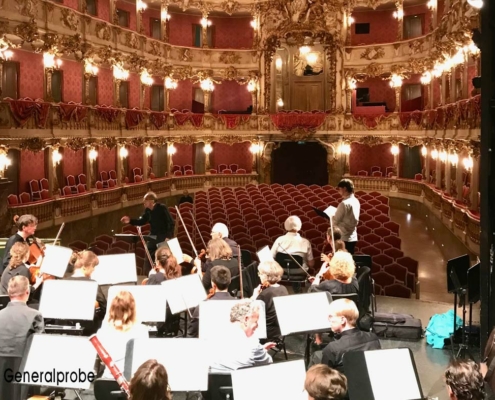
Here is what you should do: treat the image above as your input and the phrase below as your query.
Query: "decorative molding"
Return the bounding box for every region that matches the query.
[19,137,44,152]
[60,8,80,31]
[360,46,385,61]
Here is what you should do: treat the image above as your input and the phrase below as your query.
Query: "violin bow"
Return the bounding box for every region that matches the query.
[277,243,312,278]
[174,206,199,258]
[189,211,207,250]
[238,245,243,299]
[137,226,155,269]
[53,222,65,245]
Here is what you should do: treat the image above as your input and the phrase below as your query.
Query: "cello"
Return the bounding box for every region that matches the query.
[29,222,65,284]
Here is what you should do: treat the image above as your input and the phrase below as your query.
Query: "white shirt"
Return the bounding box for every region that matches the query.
[271,232,313,269]
[96,322,149,379]
[333,193,360,242]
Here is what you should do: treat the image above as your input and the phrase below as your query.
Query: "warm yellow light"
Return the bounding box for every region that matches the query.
[306,52,319,66]
[167,145,176,155]
[247,80,257,93]
[439,150,447,162]
[204,143,212,154]
[145,146,153,156]
[89,148,98,161]
[391,144,399,156]
[393,9,404,19]
[52,149,62,165]
[200,78,214,92]
[421,146,427,157]
[420,72,431,85]
[467,0,483,8]
[250,143,260,154]
[119,147,129,159]
[276,98,284,107]
[113,64,129,81]
[431,149,438,160]
[137,0,147,12]
[463,156,473,170]
[275,57,283,72]
[200,17,212,28]
[449,153,458,166]
[165,76,178,90]
[161,10,171,20]
[348,78,357,90]
[299,46,311,56]
[347,16,355,25]
[389,74,403,88]
[340,143,351,155]
[140,69,153,86]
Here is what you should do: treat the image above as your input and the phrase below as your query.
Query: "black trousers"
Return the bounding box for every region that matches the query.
[345,241,357,255]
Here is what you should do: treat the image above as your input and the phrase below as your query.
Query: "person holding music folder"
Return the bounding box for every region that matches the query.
[129,359,171,400]
[305,364,348,400]
[211,222,240,259]
[188,265,234,338]
[121,192,175,275]
[210,301,276,372]
[333,179,360,255]
[251,260,289,341]
[96,290,149,379]
[1,214,38,275]
[310,299,380,373]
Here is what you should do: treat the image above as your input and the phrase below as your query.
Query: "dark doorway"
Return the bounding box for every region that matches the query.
[272,142,327,185]
[399,144,422,179]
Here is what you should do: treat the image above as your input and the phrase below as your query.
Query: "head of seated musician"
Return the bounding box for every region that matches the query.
[129,359,171,400]
[304,364,348,400]
[210,300,275,372]
[146,248,181,285]
[1,243,32,296]
[210,222,240,259]
[96,290,150,379]
[198,238,239,291]
[445,359,485,400]
[71,250,99,278]
[321,227,345,265]
[14,214,38,240]
[310,252,358,295]
[0,276,44,358]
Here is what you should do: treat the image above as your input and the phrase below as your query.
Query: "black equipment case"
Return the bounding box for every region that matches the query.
[373,312,423,340]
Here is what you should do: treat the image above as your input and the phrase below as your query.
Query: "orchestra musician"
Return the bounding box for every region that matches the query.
[120,192,175,275]
[0,243,40,295]
[146,247,181,285]
[96,290,149,379]
[1,214,38,275]
[251,261,289,341]
[304,364,348,400]
[321,227,345,261]
[308,252,358,296]
[129,359,172,400]
[211,223,240,259]
[187,265,234,338]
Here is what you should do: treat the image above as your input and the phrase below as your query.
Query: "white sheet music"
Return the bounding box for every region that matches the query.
[91,253,137,285]
[324,205,337,219]
[232,360,306,400]
[274,292,331,335]
[257,246,274,263]
[200,300,267,340]
[39,244,73,278]
[106,285,167,322]
[125,338,209,392]
[39,280,98,320]
[365,349,422,400]
[21,334,97,389]
[167,238,184,263]
[161,274,206,314]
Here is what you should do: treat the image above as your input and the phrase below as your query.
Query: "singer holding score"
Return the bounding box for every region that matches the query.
[121,192,175,275]
[333,179,360,254]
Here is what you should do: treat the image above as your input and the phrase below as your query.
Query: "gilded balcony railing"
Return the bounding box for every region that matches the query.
[58,193,92,217]
[453,203,468,232]
[95,187,122,208]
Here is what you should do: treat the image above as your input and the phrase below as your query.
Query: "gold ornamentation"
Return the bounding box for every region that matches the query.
[178,48,191,62]
[219,135,244,145]
[221,0,240,15]
[173,66,193,80]
[409,40,423,55]
[128,137,145,147]
[149,41,162,57]
[125,32,139,49]
[219,51,241,65]
[60,34,91,61]
[65,137,86,151]
[95,22,112,41]
[61,9,80,31]
[20,138,44,153]
[283,128,315,141]
[360,46,385,61]
[126,52,147,72]
[100,137,117,149]
[14,19,39,44]
[15,0,38,18]
[222,66,238,81]
[175,135,196,145]
[359,136,383,147]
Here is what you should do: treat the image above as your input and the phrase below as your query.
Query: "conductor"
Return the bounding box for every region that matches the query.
[121,192,175,275]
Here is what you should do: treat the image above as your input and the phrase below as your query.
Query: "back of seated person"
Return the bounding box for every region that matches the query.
[309,251,358,295]
[445,359,485,400]
[146,247,181,285]
[197,238,239,291]
[129,359,171,400]
[0,242,32,296]
[305,364,348,400]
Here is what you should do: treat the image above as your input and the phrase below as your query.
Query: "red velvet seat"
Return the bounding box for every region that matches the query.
[384,221,400,235]
[384,235,402,249]
[7,194,18,205]
[383,283,412,298]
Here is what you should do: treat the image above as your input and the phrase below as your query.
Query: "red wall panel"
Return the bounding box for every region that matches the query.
[349,143,394,175]
[20,151,45,194]
[210,16,253,49]
[15,50,44,100]
[210,142,252,172]
[115,0,137,31]
[351,9,397,45]
[212,81,252,113]
[98,147,116,174]
[172,144,194,167]
[169,79,193,111]
[98,67,114,106]
[127,146,144,180]
[404,4,431,35]
[356,78,396,112]
[168,13,198,47]
[63,149,84,178]
[128,73,140,108]
[97,0,110,22]
[62,59,82,103]
[63,0,79,10]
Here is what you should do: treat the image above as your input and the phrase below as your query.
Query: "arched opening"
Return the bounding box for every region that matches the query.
[272,141,327,185]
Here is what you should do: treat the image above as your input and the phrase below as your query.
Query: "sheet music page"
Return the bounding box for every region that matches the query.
[232,360,306,400]
[274,292,331,335]
[126,338,209,391]
[21,334,96,389]
[257,246,274,263]
[324,205,338,219]
[39,280,97,320]
[39,245,73,277]
[91,253,137,285]
[365,349,422,400]
[162,274,206,314]
[106,285,167,322]
[199,300,267,340]
[167,238,184,263]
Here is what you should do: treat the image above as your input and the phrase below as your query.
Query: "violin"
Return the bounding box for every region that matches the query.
[206,287,215,299]
[141,278,149,285]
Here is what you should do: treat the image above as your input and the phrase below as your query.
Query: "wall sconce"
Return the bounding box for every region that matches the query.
[145,145,153,157]
[52,148,62,166]
[275,57,283,72]
[200,17,212,28]
[204,143,213,154]
[250,19,258,29]
[449,152,458,166]
[0,148,11,178]
[340,143,351,155]
[161,10,171,20]
[462,156,473,171]
[347,78,357,90]
[137,0,147,12]
[84,60,98,77]
[420,72,431,85]
[167,144,176,155]
[421,146,427,157]
[250,143,261,154]
[467,0,483,8]
[165,76,178,90]
[299,46,311,56]
[389,74,403,88]
[391,144,399,156]
[439,150,447,163]
[393,9,404,19]
[140,69,153,86]
[113,64,129,81]
[89,147,98,161]
[247,80,257,93]
[276,98,284,107]
[347,16,355,25]
[0,47,13,62]
[431,149,438,160]
[427,0,437,9]
[200,78,215,92]
[119,146,129,159]
[43,52,62,70]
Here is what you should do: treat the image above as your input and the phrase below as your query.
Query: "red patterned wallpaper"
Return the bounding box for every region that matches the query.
[143,8,160,37]
[438,0,445,19]
[127,146,144,179]
[63,0,79,10]
[62,59,83,103]
[168,13,199,47]
[212,81,252,113]
[98,67,114,105]
[19,151,45,194]
[169,79,193,111]
[172,144,194,167]
[128,73,140,108]
[356,78,395,112]
[404,4,431,35]
[15,50,43,100]
[210,142,253,172]
[349,143,394,175]
[210,16,253,49]
[351,9,397,45]
[98,147,117,174]
[97,1,110,22]
[115,0,137,31]
[63,148,84,178]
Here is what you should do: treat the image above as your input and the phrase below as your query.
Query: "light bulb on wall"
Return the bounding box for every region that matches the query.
[420,72,431,85]
[276,98,284,107]
[340,143,351,155]
[347,16,355,25]
[167,145,176,155]
[299,46,311,56]
[89,148,98,161]
[140,69,153,86]
[137,0,147,12]
[421,146,427,157]
[119,147,128,159]
[161,10,171,20]
[247,80,257,93]
[250,143,260,154]
[449,153,458,166]
[145,146,153,156]
[463,156,473,171]
[52,149,62,165]
[200,78,214,92]
[393,9,404,19]
[164,76,178,90]
[439,150,447,162]
[391,144,399,156]
[275,57,283,72]
[250,19,258,29]
[431,149,438,160]
[200,17,212,28]
[0,149,11,175]
[389,74,403,88]
[204,143,213,154]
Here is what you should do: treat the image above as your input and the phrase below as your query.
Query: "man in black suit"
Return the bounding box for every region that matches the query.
[121,191,175,275]
[1,214,38,275]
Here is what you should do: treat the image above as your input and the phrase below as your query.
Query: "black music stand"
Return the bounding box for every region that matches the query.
[0,295,10,311]
[114,233,158,246]
[467,262,481,347]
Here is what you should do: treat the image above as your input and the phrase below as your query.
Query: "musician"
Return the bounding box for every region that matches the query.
[210,301,276,372]
[310,299,381,373]
[129,359,171,400]
[1,242,33,295]
[121,192,175,275]
[251,261,289,340]
[211,222,240,259]
[445,359,486,400]
[305,364,348,400]
[333,179,360,254]
[321,227,345,261]
[1,214,38,275]
[146,247,181,285]
[195,238,239,291]
[188,265,233,338]
[96,290,149,379]
[309,252,358,296]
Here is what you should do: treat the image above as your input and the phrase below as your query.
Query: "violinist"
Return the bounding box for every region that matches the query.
[187,265,233,338]
[1,214,38,275]
[146,247,181,285]
[211,223,240,260]
[309,252,358,296]
[251,261,288,341]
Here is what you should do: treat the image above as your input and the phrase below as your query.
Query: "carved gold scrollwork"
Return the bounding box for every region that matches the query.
[95,22,112,41]
[219,51,241,64]
[14,19,39,44]
[61,9,80,31]
[100,137,118,149]
[221,0,240,15]
[219,135,244,145]
[15,0,38,18]
[65,137,87,151]
[125,32,139,49]
[360,46,385,61]
[20,138,44,152]
[359,136,383,147]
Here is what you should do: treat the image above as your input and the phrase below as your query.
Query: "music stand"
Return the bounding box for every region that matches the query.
[39,244,74,278]
[0,295,10,310]
[18,334,97,400]
[114,233,158,246]
[343,348,424,400]
[124,338,209,395]
[467,262,481,347]
[91,253,138,285]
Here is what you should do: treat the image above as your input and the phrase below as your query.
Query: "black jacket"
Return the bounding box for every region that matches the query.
[130,203,175,239]
[1,234,27,275]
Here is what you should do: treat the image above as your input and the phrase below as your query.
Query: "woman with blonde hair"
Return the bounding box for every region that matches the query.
[96,290,149,379]
[309,251,358,295]
[0,242,33,295]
